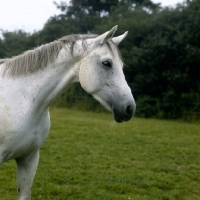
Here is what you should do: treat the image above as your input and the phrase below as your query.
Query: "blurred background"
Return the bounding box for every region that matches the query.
[0,0,199,121]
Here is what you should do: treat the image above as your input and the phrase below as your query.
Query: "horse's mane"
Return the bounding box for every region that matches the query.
[0,34,123,77]
[0,34,98,77]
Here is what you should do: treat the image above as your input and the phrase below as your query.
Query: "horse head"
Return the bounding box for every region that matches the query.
[79,26,136,122]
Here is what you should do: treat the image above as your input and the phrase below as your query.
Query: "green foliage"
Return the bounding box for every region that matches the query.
[0,30,33,58]
[0,0,199,120]
[1,108,200,199]
[0,39,5,58]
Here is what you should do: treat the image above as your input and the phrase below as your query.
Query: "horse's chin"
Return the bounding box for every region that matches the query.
[93,95,112,111]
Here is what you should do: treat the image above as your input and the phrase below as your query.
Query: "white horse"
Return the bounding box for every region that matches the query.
[0,26,135,200]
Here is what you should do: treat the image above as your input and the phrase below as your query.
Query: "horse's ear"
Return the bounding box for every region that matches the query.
[112,31,128,46]
[87,26,118,47]
[99,25,118,45]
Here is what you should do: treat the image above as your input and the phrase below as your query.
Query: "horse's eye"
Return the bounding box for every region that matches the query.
[102,61,112,68]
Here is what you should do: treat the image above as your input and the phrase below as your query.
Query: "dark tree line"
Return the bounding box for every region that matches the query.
[0,0,199,120]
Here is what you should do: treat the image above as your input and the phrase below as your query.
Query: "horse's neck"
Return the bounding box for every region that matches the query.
[38,63,78,110]
[17,51,80,114]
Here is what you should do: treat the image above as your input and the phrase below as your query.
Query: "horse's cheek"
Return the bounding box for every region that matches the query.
[79,64,93,93]
[78,58,99,94]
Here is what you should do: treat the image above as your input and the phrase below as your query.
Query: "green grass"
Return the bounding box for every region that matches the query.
[0,108,200,200]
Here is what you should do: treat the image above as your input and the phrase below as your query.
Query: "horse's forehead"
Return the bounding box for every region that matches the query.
[94,43,121,60]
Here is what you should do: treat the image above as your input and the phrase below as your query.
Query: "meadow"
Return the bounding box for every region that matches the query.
[0,108,200,200]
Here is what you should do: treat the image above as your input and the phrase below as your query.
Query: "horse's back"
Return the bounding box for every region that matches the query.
[0,59,7,65]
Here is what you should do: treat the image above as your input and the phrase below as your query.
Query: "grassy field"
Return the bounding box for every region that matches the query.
[0,108,200,200]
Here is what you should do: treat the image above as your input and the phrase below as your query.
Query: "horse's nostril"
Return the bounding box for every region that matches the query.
[126,105,133,116]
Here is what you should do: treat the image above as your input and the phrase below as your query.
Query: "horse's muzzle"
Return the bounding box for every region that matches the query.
[112,102,136,123]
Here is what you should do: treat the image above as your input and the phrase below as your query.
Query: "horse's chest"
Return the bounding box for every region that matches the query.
[0,110,50,162]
